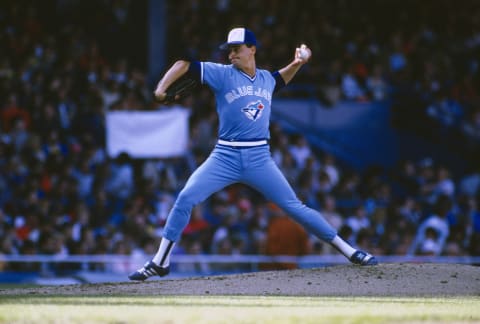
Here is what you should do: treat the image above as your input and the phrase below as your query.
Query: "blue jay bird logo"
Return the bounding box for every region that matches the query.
[242,100,264,121]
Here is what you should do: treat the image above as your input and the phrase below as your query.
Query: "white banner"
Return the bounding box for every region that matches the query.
[106,108,190,158]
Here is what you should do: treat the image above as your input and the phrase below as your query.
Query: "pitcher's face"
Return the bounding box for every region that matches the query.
[228,44,256,70]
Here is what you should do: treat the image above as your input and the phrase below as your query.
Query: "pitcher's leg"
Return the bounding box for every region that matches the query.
[244,158,336,242]
[129,149,241,281]
[243,157,377,265]
[163,150,239,242]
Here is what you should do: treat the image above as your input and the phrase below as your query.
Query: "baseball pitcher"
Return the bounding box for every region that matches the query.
[129,27,377,281]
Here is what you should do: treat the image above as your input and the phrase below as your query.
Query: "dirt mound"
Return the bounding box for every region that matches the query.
[1,263,479,297]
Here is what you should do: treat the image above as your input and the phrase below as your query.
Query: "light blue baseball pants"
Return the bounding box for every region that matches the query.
[162,144,337,242]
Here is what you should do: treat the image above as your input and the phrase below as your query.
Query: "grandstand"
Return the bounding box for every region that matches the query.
[0,0,479,283]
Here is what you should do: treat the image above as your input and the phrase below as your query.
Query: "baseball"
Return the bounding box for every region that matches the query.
[297,44,310,60]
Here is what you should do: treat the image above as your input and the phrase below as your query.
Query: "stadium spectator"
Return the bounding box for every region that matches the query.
[408,195,452,256]
[345,205,371,244]
[263,204,310,270]
[288,134,312,170]
[318,194,343,231]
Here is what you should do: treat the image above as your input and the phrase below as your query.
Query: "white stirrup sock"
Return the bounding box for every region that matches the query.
[330,235,356,258]
[152,238,175,267]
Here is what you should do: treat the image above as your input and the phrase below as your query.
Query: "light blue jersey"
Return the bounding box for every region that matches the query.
[201,62,274,141]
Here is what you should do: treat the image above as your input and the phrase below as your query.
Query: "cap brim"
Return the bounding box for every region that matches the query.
[219,41,245,50]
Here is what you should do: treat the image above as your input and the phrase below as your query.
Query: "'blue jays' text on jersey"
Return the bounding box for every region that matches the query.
[201,62,276,141]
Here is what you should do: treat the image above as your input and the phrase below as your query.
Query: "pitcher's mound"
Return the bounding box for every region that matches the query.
[2,263,479,297]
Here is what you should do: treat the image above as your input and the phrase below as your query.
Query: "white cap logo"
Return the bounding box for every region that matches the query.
[220,27,256,49]
[227,28,246,43]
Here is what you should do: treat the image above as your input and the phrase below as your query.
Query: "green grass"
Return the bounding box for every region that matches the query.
[0,296,479,323]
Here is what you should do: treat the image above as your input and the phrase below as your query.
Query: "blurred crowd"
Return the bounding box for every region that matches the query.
[170,0,480,152]
[1,0,480,274]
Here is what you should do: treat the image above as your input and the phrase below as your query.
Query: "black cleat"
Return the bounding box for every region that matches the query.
[128,261,170,281]
[350,250,378,266]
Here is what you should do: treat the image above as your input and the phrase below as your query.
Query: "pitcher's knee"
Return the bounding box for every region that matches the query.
[280,199,308,215]
[164,200,195,242]
[175,190,198,210]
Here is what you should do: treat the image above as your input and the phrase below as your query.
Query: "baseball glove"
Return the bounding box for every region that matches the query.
[163,76,198,103]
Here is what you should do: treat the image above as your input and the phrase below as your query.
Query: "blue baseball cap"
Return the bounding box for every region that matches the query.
[219,27,257,50]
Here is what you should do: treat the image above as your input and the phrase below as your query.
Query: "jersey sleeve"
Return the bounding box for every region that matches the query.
[271,71,286,93]
[201,62,228,92]
[186,61,201,82]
